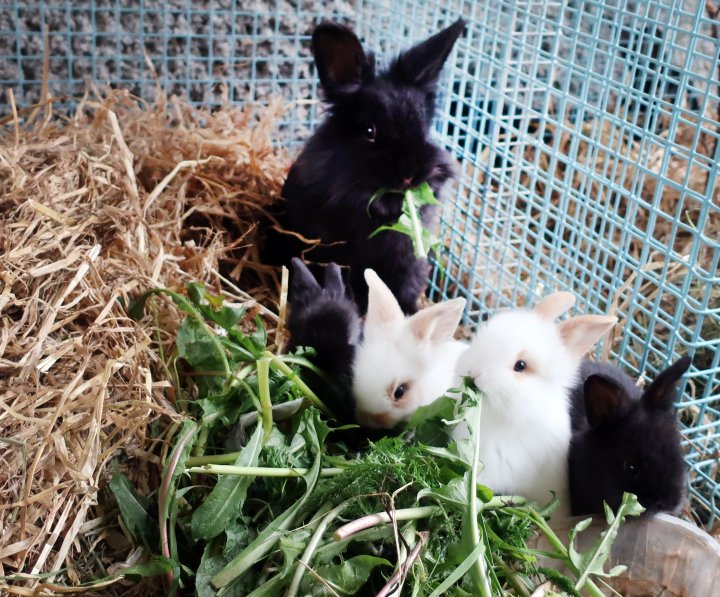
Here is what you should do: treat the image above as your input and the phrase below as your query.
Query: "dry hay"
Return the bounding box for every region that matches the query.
[0,88,289,593]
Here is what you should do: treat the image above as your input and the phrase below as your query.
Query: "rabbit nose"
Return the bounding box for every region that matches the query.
[402,176,413,189]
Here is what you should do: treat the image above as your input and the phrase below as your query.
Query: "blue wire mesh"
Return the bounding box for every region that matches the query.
[2,0,719,526]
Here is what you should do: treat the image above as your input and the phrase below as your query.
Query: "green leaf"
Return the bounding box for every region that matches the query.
[279,528,313,576]
[224,521,252,558]
[368,183,442,257]
[115,556,173,580]
[408,396,457,446]
[177,316,228,373]
[537,567,583,597]
[187,281,206,306]
[127,287,201,320]
[413,181,440,206]
[419,476,470,509]
[108,470,158,550]
[191,424,264,541]
[428,540,487,597]
[250,315,268,351]
[197,543,249,597]
[301,555,391,596]
[570,492,645,591]
[211,410,328,591]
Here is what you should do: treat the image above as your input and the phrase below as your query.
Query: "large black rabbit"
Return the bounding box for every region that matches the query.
[265,20,465,314]
[569,357,691,516]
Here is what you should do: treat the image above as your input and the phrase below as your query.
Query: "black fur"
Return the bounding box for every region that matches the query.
[569,357,691,516]
[265,20,465,314]
[286,258,361,421]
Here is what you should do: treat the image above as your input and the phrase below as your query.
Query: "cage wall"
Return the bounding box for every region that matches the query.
[1,0,719,524]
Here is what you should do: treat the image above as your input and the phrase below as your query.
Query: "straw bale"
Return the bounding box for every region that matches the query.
[0,88,289,592]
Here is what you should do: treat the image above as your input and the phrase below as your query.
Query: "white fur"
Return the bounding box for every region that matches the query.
[352,269,467,428]
[453,303,615,517]
[353,325,467,427]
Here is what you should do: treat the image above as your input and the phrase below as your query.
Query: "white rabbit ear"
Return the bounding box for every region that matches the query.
[558,315,617,357]
[408,298,466,344]
[533,291,576,321]
[364,269,403,326]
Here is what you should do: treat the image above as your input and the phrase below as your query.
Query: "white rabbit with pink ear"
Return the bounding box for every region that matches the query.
[352,269,468,429]
[453,292,617,517]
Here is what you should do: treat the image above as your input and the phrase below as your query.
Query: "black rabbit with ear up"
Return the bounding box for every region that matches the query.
[265,19,466,315]
[286,258,361,421]
[569,356,692,516]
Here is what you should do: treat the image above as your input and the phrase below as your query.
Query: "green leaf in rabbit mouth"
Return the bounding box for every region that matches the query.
[368,181,441,258]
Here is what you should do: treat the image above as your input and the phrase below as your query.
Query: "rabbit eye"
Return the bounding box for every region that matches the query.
[364,123,377,142]
[393,384,406,400]
[623,461,639,476]
[513,360,527,372]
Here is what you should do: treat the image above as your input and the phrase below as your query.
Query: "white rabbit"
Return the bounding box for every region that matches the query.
[453,292,616,517]
[352,269,467,428]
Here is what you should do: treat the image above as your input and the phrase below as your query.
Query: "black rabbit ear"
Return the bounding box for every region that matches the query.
[323,262,345,297]
[290,258,321,301]
[643,356,692,411]
[312,22,374,97]
[388,19,465,91]
[584,375,632,428]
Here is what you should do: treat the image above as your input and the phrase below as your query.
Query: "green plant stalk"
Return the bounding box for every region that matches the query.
[428,539,488,597]
[256,357,272,444]
[404,188,427,258]
[465,395,492,597]
[516,508,605,597]
[573,495,643,591]
[286,499,355,597]
[492,554,530,597]
[263,351,332,416]
[212,446,324,591]
[186,465,345,477]
[158,420,198,592]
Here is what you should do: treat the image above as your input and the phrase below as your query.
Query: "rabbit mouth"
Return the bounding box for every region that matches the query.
[355,409,395,429]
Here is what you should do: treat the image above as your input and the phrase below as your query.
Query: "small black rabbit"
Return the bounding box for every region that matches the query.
[265,20,466,315]
[569,356,691,516]
[286,258,361,421]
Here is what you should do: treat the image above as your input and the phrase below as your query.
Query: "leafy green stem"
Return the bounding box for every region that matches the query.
[256,357,272,444]
[464,391,492,597]
[511,507,605,597]
[263,351,332,416]
[404,188,427,258]
[159,420,198,591]
[186,465,345,477]
[286,500,355,597]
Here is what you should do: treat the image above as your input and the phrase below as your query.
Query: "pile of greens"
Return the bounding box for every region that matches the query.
[119,283,643,596]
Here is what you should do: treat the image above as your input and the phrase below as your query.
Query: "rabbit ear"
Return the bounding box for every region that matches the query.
[364,269,403,327]
[534,291,576,321]
[323,262,345,297]
[388,19,465,90]
[290,258,321,301]
[557,315,616,357]
[584,375,632,428]
[312,22,374,96]
[407,298,466,344]
[643,356,692,411]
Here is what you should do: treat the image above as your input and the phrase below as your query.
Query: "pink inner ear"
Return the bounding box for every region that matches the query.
[533,291,576,321]
[364,269,403,326]
[558,315,617,357]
